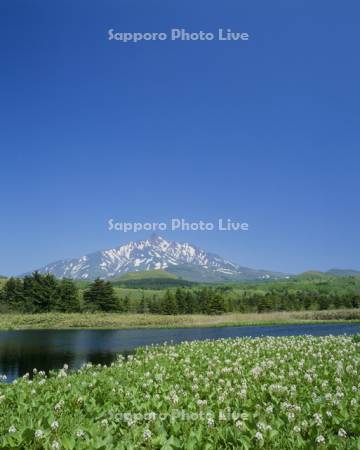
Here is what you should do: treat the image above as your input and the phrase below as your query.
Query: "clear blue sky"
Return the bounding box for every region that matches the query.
[1,0,359,276]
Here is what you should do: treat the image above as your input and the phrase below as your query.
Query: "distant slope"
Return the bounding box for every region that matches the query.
[295,271,331,280]
[296,269,360,280]
[112,269,178,282]
[166,264,287,283]
[111,270,196,289]
[326,268,360,277]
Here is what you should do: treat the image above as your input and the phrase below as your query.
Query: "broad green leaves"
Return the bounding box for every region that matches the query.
[0,335,359,449]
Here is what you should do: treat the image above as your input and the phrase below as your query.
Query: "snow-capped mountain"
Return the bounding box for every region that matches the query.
[30,235,287,282]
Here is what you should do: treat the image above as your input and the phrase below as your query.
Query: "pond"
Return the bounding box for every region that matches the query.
[0,323,358,382]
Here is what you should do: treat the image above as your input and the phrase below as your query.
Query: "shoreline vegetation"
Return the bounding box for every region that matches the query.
[0,309,359,330]
[1,273,360,332]
[0,335,359,448]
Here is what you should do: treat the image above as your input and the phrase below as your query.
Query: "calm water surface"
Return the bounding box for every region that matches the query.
[0,323,358,382]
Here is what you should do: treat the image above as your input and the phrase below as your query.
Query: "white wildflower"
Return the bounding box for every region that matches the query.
[207,417,214,427]
[316,435,325,445]
[287,412,295,422]
[100,419,108,428]
[35,429,44,439]
[146,412,156,422]
[143,428,152,440]
[313,413,322,426]
[255,431,263,441]
[54,400,64,412]
[235,420,245,429]
[338,428,347,438]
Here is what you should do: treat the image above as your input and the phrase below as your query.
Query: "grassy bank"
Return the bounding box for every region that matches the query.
[0,309,359,330]
[0,335,359,449]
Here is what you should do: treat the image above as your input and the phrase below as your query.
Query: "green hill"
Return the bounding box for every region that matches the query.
[111,270,196,289]
[297,271,328,278]
[113,270,177,281]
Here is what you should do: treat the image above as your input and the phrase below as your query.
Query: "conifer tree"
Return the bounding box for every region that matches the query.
[184,290,196,314]
[175,288,187,314]
[1,277,23,310]
[22,272,59,312]
[57,278,81,312]
[137,293,147,313]
[207,291,225,315]
[162,289,178,315]
[84,279,118,312]
[118,295,131,312]
[198,288,210,314]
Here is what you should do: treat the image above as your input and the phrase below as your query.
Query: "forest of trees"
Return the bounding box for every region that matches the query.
[0,272,360,315]
[0,273,81,313]
[134,288,360,314]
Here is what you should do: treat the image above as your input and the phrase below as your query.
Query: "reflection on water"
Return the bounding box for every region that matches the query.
[0,323,358,382]
[0,330,124,382]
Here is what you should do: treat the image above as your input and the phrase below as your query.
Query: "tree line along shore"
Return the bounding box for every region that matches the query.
[1,272,360,317]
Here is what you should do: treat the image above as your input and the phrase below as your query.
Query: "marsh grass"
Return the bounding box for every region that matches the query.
[0,309,359,330]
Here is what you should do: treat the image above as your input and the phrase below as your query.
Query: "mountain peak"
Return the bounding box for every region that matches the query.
[148,233,164,243]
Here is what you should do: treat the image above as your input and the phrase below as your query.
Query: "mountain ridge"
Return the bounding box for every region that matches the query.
[27,235,288,282]
[24,236,360,283]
